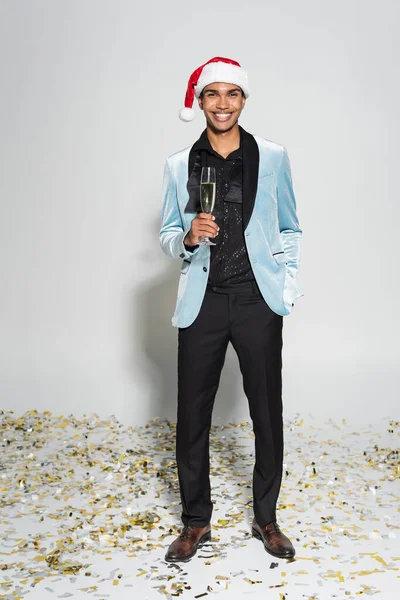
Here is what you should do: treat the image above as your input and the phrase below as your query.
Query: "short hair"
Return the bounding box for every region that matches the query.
[199,87,245,100]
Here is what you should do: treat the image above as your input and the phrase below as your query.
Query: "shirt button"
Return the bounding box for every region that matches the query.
[212,286,217,291]
[203,267,207,272]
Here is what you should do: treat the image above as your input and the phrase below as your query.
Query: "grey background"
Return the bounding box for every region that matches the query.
[0,0,399,424]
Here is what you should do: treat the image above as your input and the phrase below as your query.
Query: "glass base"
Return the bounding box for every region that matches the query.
[198,236,216,246]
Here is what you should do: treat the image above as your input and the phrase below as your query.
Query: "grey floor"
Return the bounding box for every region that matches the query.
[0,411,398,599]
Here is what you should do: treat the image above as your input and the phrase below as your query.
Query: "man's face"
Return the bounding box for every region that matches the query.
[198,82,246,133]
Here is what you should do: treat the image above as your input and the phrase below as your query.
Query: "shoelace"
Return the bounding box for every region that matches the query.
[265,521,281,536]
[179,526,192,539]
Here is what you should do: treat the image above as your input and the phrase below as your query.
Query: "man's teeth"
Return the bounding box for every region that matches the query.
[215,113,231,118]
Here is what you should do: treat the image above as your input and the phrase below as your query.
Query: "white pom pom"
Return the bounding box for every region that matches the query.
[179,107,196,122]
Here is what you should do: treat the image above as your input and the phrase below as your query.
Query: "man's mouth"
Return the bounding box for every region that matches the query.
[212,113,233,122]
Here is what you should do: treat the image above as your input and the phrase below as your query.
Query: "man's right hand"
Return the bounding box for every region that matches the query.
[184,213,220,247]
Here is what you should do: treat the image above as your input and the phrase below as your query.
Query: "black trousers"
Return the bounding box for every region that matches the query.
[177,280,284,528]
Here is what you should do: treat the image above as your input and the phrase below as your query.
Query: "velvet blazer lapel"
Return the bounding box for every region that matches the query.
[185,150,202,213]
[185,125,259,228]
[240,126,259,231]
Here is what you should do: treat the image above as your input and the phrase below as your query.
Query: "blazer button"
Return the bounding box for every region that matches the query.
[203,267,207,272]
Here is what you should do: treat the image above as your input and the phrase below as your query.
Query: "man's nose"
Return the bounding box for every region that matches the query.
[216,96,228,109]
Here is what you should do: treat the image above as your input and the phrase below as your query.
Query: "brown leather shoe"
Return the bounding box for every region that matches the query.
[252,518,295,559]
[164,524,211,563]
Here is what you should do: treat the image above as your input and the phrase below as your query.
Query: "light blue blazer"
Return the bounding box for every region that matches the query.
[160,127,303,328]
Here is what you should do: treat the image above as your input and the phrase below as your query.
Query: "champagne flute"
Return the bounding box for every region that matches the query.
[199,167,216,246]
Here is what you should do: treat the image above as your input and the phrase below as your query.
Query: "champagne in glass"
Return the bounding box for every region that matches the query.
[199,167,216,246]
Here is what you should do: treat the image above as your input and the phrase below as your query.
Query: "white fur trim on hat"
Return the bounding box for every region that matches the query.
[194,62,250,98]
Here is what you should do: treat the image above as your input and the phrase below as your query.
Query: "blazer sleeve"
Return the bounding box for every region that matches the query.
[277,148,303,305]
[159,160,200,260]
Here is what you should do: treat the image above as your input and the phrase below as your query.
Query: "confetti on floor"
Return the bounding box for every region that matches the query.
[0,410,399,599]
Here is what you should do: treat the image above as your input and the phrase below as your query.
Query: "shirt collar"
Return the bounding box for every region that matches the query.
[192,128,242,160]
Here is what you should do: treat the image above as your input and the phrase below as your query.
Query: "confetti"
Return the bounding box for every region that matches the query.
[0,410,398,598]
[243,577,262,584]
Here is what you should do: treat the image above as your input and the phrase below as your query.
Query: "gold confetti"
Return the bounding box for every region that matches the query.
[323,571,345,582]
[0,410,398,598]
[268,581,288,588]
[350,569,385,576]
[371,555,389,567]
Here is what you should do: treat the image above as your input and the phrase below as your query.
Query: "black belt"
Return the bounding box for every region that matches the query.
[206,279,259,295]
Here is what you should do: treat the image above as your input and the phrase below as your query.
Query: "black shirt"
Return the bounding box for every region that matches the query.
[188,129,255,285]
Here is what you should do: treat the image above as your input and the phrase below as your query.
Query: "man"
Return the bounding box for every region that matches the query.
[159,57,303,563]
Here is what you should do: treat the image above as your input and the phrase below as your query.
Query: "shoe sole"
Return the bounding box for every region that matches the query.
[252,527,295,559]
[164,530,212,563]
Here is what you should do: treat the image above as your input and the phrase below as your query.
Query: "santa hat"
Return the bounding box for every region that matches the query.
[179,56,250,122]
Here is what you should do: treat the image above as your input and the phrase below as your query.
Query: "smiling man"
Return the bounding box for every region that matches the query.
[160,57,303,563]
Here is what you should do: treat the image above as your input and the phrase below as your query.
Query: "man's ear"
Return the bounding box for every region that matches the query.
[198,97,204,111]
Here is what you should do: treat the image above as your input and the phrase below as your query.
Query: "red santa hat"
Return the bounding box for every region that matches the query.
[179,56,250,122]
